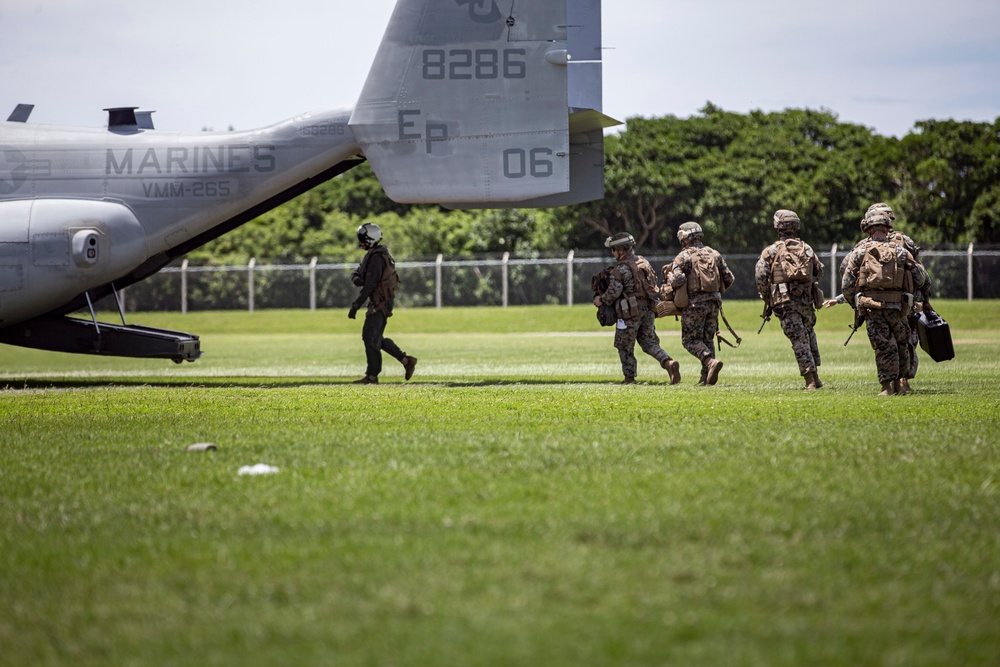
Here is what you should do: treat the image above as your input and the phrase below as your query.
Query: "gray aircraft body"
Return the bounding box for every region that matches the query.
[0,0,616,362]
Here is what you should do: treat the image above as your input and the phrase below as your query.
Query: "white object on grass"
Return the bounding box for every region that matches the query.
[238,464,280,476]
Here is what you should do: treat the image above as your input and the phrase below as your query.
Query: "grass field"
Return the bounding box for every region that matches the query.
[1,301,998,666]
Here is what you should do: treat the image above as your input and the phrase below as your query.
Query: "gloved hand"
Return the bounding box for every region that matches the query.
[348,305,358,319]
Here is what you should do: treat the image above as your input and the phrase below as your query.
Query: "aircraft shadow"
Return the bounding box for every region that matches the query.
[2,377,649,391]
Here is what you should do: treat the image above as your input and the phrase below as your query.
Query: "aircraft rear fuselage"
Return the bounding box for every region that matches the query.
[0,109,359,326]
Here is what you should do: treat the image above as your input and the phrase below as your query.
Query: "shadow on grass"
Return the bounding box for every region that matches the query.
[0,377,641,391]
[0,377,966,394]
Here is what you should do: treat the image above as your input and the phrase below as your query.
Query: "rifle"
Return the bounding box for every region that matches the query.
[844,311,866,346]
[757,305,773,334]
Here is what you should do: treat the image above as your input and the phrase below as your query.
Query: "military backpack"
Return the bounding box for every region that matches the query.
[687,247,723,295]
[855,240,914,310]
[771,239,814,284]
[858,241,905,291]
[591,267,618,327]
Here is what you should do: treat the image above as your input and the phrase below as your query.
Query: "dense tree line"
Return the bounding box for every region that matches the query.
[192,105,1000,264]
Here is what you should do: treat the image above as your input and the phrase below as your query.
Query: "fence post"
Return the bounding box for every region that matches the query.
[829,244,838,298]
[181,259,189,314]
[968,242,974,301]
[502,251,510,308]
[248,257,256,312]
[566,250,575,306]
[435,254,443,309]
[309,257,318,311]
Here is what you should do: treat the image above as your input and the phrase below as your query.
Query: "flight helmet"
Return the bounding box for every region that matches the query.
[357,223,383,249]
[604,232,636,250]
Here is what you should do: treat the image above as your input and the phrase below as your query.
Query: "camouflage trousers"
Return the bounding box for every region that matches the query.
[865,308,911,384]
[681,301,719,366]
[614,309,671,380]
[775,301,821,376]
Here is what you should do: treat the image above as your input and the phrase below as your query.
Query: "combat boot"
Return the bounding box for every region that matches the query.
[662,358,681,385]
[892,379,903,395]
[353,375,379,385]
[879,381,895,396]
[813,370,824,389]
[621,376,636,385]
[705,358,724,385]
[402,355,418,381]
[803,372,819,391]
[898,378,910,395]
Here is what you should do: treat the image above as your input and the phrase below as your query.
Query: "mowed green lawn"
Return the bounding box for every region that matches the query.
[1,301,998,667]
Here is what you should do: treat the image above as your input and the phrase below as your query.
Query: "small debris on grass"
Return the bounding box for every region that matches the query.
[186,443,218,452]
[238,463,280,476]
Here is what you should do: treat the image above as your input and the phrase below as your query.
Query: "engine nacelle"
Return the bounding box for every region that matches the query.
[0,199,149,327]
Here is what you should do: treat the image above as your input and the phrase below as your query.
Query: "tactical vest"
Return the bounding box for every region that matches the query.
[625,256,660,306]
[359,246,399,314]
[607,263,637,321]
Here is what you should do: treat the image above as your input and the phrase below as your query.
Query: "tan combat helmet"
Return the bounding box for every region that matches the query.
[677,221,703,244]
[866,202,896,223]
[861,210,892,234]
[773,209,801,233]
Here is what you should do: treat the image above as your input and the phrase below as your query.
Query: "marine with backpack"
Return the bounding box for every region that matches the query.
[754,210,825,390]
[840,210,917,395]
[663,222,736,385]
[592,232,681,385]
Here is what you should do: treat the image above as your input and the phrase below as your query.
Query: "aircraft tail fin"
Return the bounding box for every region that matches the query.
[349,0,618,207]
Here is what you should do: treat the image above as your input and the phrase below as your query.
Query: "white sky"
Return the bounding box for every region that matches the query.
[1,0,998,137]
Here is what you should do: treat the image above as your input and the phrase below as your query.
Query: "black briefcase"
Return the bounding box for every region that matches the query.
[917,310,955,362]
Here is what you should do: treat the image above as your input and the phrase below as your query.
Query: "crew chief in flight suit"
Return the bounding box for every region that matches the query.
[349,223,417,384]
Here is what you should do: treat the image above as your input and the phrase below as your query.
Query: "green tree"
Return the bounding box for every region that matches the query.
[896,119,1000,244]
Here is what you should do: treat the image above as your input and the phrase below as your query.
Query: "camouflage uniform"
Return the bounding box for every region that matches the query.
[599,253,673,381]
[839,226,931,384]
[755,233,824,379]
[841,237,921,387]
[666,238,735,383]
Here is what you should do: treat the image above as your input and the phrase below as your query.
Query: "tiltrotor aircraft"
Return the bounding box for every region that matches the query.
[0,0,617,362]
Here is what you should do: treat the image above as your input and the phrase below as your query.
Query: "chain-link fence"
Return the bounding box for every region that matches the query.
[115,245,1000,313]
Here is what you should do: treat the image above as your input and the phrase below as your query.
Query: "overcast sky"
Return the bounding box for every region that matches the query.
[2,0,998,137]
